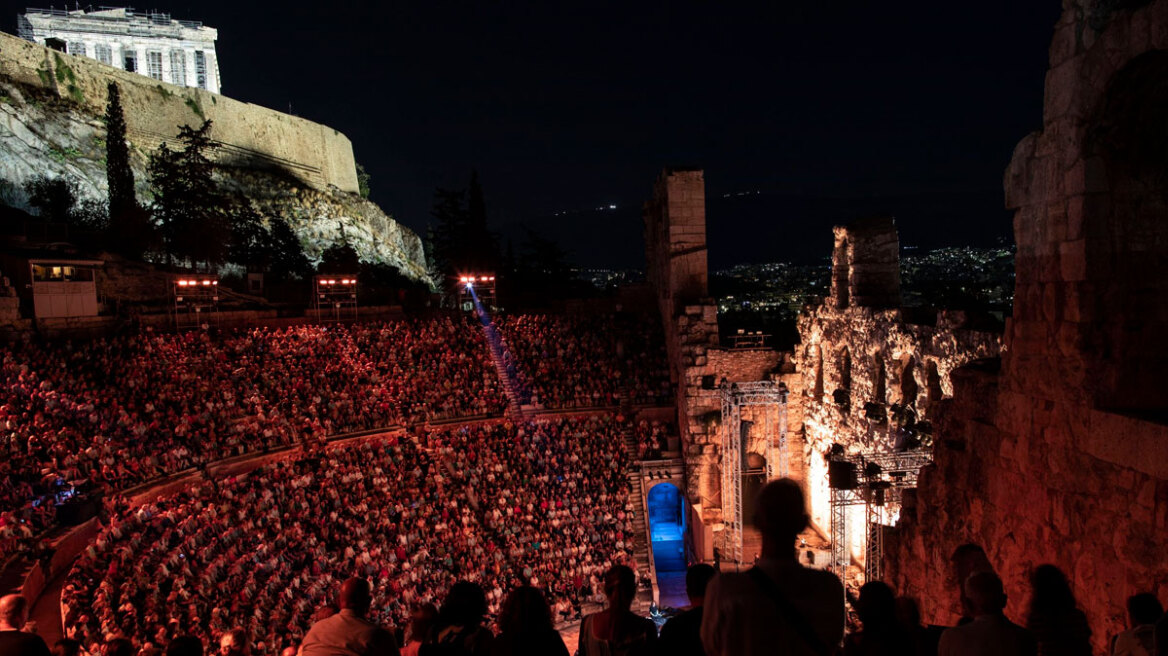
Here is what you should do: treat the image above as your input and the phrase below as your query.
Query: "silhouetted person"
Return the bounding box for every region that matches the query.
[896,597,940,656]
[421,581,493,656]
[489,587,568,656]
[1112,593,1162,656]
[50,640,80,656]
[402,604,437,656]
[300,578,400,656]
[938,572,1036,656]
[701,478,845,656]
[578,565,657,656]
[844,581,908,656]
[165,636,204,656]
[950,544,995,625]
[659,563,716,656]
[1025,565,1091,656]
[0,595,50,656]
[219,629,248,656]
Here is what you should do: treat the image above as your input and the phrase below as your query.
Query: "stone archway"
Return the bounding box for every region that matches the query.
[647,481,687,573]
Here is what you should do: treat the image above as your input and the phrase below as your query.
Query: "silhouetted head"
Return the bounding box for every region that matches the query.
[53,639,82,656]
[964,571,1007,617]
[894,596,922,631]
[603,565,637,611]
[685,564,717,605]
[856,581,897,631]
[950,543,994,616]
[498,587,554,637]
[407,603,438,643]
[1028,564,1078,615]
[0,594,28,630]
[1127,593,1163,627]
[339,578,373,616]
[753,479,809,551]
[165,636,204,656]
[439,581,488,628]
[950,544,993,586]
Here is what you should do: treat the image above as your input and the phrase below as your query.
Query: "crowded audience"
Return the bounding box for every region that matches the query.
[0,317,506,564]
[496,314,671,410]
[61,416,640,654]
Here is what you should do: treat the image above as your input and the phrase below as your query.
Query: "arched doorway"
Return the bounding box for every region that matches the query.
[647,482,686,572]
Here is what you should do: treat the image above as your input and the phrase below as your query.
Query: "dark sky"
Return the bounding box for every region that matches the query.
[3,1,1062,267]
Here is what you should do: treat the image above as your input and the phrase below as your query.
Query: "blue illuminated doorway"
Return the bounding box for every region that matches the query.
[648,482,687,572]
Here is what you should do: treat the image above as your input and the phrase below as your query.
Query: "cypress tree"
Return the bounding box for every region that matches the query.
[105,82,148,256]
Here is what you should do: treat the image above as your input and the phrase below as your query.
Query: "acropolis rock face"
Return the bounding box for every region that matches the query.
[885,2,1168,650]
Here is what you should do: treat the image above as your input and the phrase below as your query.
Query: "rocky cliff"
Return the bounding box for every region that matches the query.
[0,33,430,283]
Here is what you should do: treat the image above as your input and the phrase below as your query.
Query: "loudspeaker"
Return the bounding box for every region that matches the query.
[828,460,859,490]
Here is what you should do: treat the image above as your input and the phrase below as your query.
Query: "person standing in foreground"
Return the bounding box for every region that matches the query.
[659,564,716,656]
[938,572,1035,656]
[0,594,51,656]
[701,479,845,656]
[578,565,657,656]
[300,578,400,656]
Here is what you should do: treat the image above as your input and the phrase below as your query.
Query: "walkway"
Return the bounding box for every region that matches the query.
[467,287,527,419]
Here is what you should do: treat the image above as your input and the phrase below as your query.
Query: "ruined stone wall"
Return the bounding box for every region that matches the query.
[643,169,795,532]
[830,216,901,310]
[885,2,1168,650]
[796,303,1001,545]
[0,31,358,193]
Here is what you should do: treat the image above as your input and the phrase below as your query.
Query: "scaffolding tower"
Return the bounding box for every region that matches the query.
[717,380,789,567]
[828,448,932,581]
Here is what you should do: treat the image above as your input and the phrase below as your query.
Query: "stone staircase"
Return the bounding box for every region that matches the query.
[478,317,527,419]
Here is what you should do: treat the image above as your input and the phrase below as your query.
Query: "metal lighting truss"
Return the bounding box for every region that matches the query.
[717,381,789,567]
[829,448,933,582]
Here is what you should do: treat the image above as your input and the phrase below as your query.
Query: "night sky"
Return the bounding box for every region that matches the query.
[3,2,1062,268]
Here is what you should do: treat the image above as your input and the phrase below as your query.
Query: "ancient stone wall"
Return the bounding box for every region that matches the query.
[0,31,358,193]
[885,2,1168,650]
[830,216,901,310]
[643,169,795,536]
[796,217,1002,554]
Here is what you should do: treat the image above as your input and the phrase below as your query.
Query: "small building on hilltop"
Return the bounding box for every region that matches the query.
[17,7,220,93]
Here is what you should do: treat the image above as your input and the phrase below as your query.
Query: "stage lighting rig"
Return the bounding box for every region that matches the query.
[315,275,358,322]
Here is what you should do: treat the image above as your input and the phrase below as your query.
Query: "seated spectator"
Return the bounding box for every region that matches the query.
[218,630,248,656]
[50,640,80,656]
[659,563,716,656]
[1112,593,1162,656]
[489,587,568,656]
[300,578,399,656]
[701,479,845,656]
[401,604,437,656]
[0,595,50,656]
[101,639,133,656]
[578,566,656,656]
[938,572,1035,656]
[422,582,493,656]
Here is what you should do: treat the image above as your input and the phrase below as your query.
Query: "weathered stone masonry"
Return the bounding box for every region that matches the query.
[796,217,1002,556]
[886,2,1168,651]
